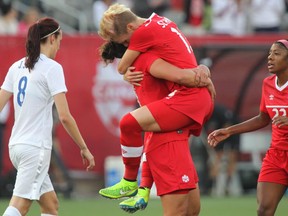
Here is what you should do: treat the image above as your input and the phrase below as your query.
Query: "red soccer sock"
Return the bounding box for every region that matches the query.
[140,160,153,189]
[120,113,143,180]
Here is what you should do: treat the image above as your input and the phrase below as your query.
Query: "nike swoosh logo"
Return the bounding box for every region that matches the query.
[119,189,133,195]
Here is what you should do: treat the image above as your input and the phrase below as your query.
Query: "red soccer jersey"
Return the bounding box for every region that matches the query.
[260,74,288,150]
[129,13,198,92]
[132,52,170,106]
[132,52,192,152]
[132,52,213,152]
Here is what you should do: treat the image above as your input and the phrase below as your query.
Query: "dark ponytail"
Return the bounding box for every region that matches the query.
[25,17,60,71]
[99,41,127,65]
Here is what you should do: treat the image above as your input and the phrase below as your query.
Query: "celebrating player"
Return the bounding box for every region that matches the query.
[98,3,215,201]
[208,39,288,216]
[100,41,213,215]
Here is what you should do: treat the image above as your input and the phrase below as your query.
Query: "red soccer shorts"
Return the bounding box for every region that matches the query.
[146,139,198,196]
[258,148,288,186]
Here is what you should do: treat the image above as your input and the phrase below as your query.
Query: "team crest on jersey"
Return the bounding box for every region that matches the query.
[269,94,274,100]
[92,61,136,137]
[182,174,190,183]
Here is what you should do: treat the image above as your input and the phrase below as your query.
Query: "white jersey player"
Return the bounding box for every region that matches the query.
[1,17,95,216]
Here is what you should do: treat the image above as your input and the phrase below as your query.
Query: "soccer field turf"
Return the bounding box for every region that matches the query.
[0,195,287,215]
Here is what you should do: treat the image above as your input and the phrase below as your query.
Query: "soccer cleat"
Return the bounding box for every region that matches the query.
[119,187,150,213]
[99,178,138,199]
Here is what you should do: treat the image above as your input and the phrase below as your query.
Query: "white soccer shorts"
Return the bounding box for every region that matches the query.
[9,144,54,200]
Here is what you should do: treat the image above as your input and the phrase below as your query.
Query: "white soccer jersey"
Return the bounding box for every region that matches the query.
[1,53,67,149]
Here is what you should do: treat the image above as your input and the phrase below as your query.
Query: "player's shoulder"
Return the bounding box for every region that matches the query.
[142,13,172,29]
[263,74,276,83]
[38,54,62,70]
[9,57,26,69]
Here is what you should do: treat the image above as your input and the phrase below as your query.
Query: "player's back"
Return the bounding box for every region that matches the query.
[3,54,65,149]
[132,52,170,106]
[129,13,198,91]
[130,13,197,69]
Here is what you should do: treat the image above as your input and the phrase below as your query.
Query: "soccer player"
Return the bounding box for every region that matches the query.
[1,17,95,216]
[208,39,288,216]
[99,41,213,215]
[98,3,215,200]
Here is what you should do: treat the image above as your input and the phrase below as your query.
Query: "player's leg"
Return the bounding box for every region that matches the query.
[161,192,190,216]
[119,187,151,213]
[98,112,141,198]
[4,145,52,215]
[226,149,242,196]
[99,102,193,199]
[210,148,225,197]
[186,185,201,216]
[151,138,199,215]
[119,153,152,213]
[132,101,194,131]
[3,196,32,216]
[257,149,288,216]
[120,102,193,179]
[37,174,59,215]
[37,191,59,215]
[257,182,286,216]
[161,186,200,216]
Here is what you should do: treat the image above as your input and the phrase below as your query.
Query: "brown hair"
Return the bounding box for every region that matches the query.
[25,17,60,71]
[99,41,127,64]
[98,3,137,41]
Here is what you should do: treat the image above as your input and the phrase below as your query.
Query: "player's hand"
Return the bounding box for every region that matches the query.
[207,129,230,147]
[80,148,95,171]
[207,79,216,101]
[123,67,144,86]
[198,64,211,78]
[272,115,288,128]
[194,65,211,87]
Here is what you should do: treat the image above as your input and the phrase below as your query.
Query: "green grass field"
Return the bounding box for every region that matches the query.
[1,195,288,216]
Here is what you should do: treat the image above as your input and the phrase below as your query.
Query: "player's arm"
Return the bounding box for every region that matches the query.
[54,92,95,171]
[149,58,211,87]
[0,89,12,112]
[149,58,216,99]
[224,112,270,135]
[118,49,140,74]
[208,112,270,147]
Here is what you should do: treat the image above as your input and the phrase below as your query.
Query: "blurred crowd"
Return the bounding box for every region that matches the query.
[93,0,288,36]
[0,0,41,35]
[1,0,288,36]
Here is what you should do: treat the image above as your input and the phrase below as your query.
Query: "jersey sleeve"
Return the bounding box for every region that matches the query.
[133,52,159,72]
[129,25,156,53]
[46,63,67,96]
[1,66,14,93]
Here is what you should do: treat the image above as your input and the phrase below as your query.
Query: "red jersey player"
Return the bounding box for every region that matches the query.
[98,3,215,205]
[208,39,288,216]
[100,42,206,215]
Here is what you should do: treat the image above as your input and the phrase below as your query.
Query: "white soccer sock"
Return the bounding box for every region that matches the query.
[3,206,21,216]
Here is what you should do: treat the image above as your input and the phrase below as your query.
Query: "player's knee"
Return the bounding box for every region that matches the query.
[188,205,200,216]
[257,203,275,216]
[120,113,142,133]
[40,197,59,215]
[164,206,186,216]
